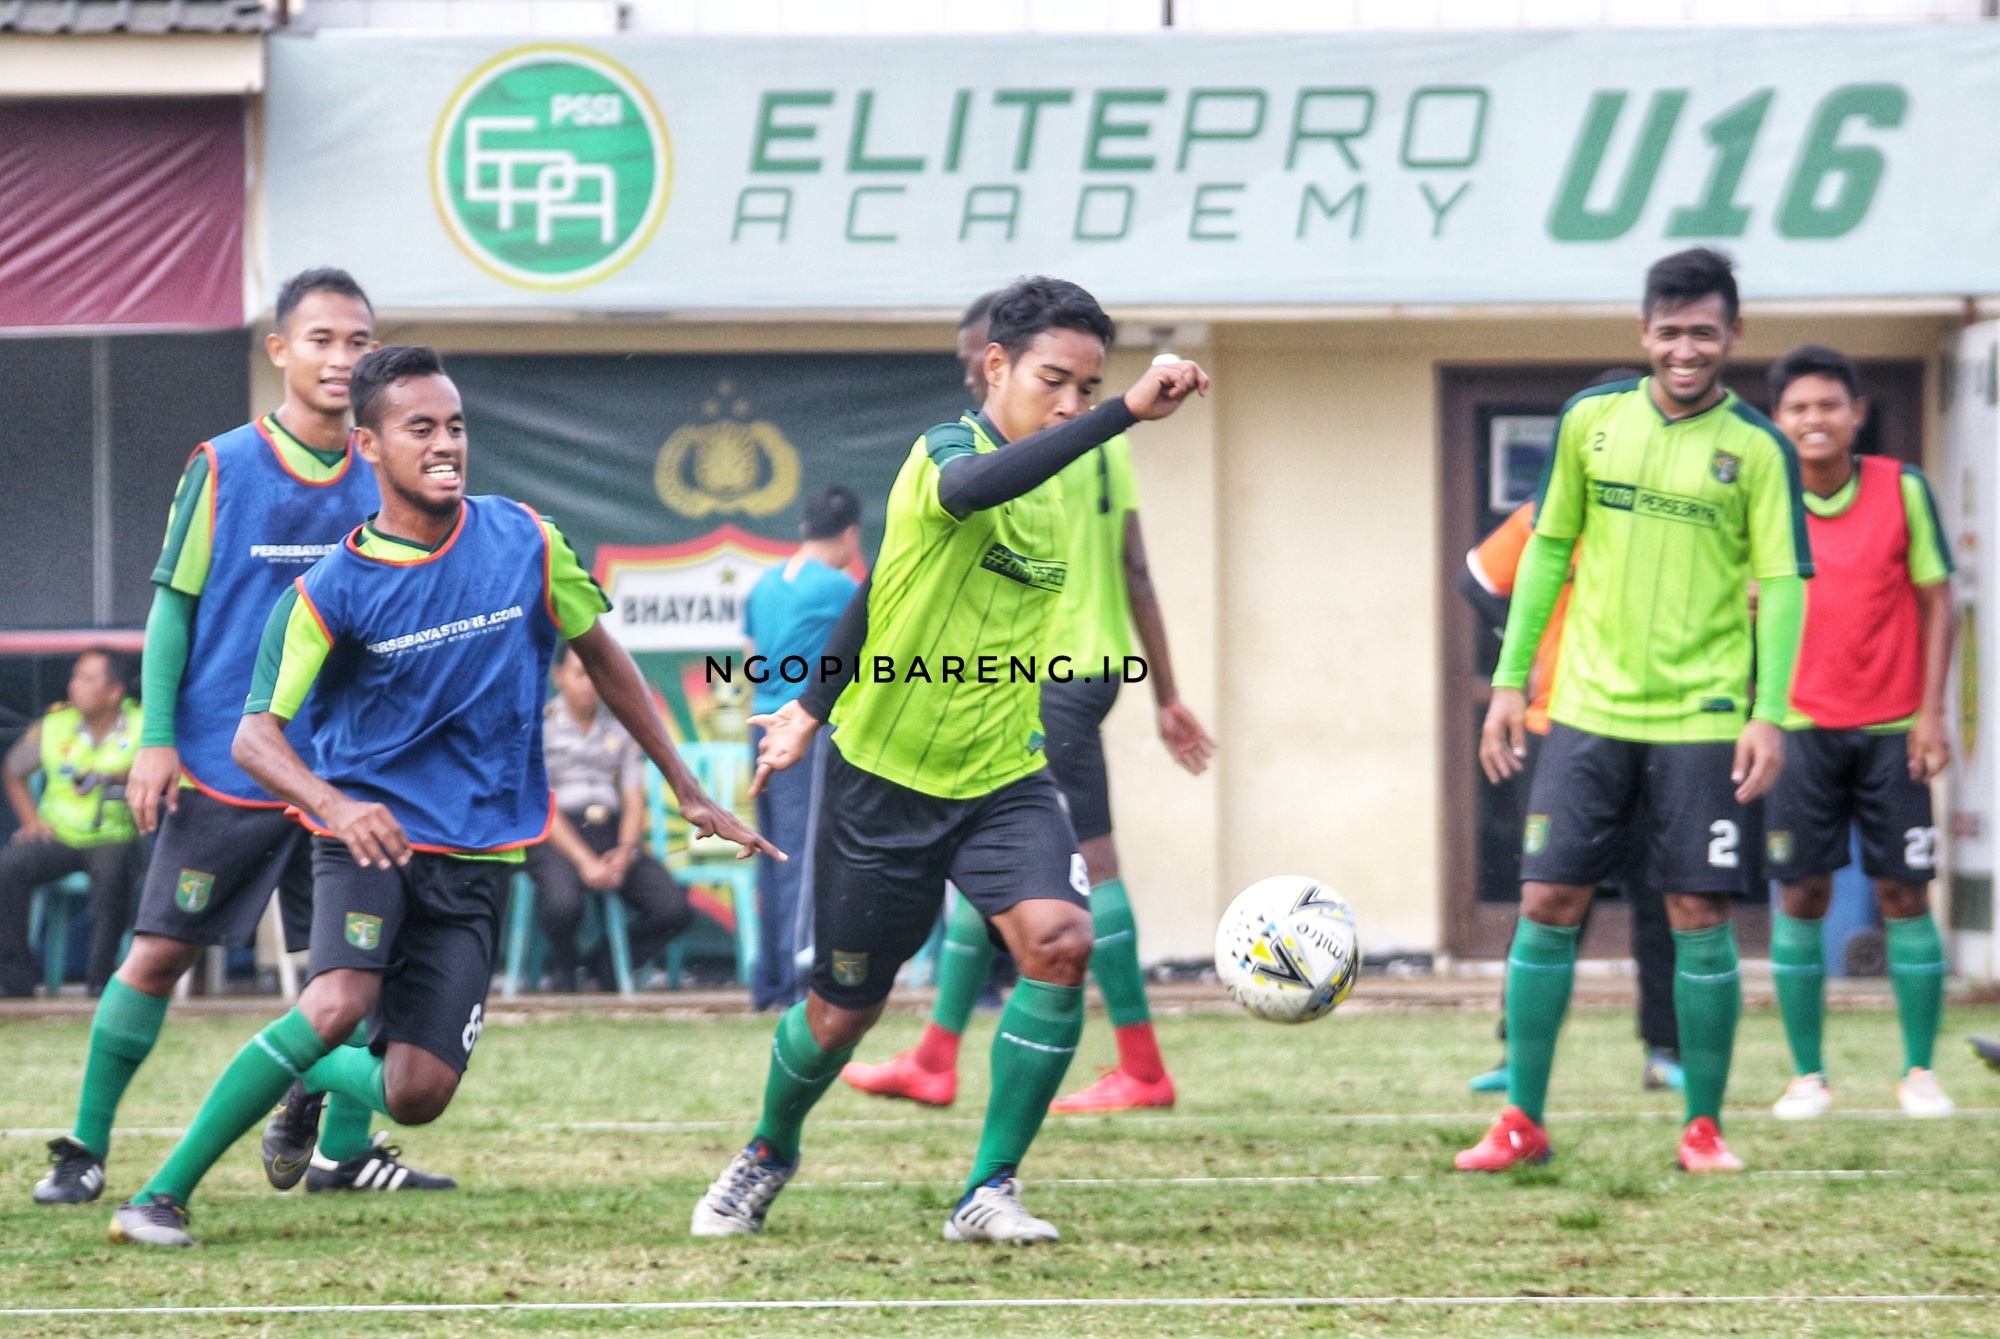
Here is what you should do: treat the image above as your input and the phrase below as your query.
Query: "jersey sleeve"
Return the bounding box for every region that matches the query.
[152,448,215,596]
[541,520,614,640]
[246,583,335,721]
[1531,404,1590,543]
[1469,502,1537,597]
[913,425,976,527]
[1901,467,1954,586]
[1743,427,1813,582]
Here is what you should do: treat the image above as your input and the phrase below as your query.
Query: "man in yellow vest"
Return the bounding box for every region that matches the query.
[0,649,145,996]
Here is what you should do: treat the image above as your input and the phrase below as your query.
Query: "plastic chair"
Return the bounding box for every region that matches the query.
[502,871,636,998]
[646,742,760,987]
[26,871,91,995]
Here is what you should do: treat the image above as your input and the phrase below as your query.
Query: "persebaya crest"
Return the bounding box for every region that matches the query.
[654,381,800,519]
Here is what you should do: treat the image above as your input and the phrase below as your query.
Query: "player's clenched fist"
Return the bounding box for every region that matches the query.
[1122,360,1209,420]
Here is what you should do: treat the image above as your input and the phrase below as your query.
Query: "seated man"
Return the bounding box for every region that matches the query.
[527,643,692,990]
[0,649,146,997]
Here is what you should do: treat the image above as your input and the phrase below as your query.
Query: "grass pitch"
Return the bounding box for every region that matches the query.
[2,998,1999,1337]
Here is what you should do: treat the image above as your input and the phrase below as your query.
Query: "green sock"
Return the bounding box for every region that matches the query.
[1088,879,1151,1027]
[1503,919,1578,1125]
[1770,912,1826,1076]
[72,979,170,1159]
[315,1027,379,1162]
[305,1045,391,1131]
[932,892,996,1036]
[752,1002,853,1166]
[141,1009,331,1204]
[1885,911,1946,1072]
[1673,924,1741,1127]
[966,978,1083,1191]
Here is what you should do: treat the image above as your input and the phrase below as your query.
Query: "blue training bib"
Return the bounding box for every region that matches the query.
[179,421,380,804]
[294,496,560,853]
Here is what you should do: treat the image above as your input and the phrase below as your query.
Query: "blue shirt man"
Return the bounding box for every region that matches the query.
[743,485,862,1010]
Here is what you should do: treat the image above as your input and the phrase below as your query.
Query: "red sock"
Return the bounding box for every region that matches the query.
[912,1021,961,1074]
[1113,1022,1166,1084]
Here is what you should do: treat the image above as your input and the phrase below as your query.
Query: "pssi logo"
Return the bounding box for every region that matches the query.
[433,45,673,289]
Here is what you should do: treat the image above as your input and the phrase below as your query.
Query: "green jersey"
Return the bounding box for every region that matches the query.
[1047,433,1138,669]
[829,413,1068,799]
[1524,379,1811,744]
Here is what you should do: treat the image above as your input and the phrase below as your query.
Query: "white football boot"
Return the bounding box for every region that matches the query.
[691,1141,795,1236]
[943,1176,1060,1244]
[1897,1067,1955,1118]
[1772,1072,1833,1119]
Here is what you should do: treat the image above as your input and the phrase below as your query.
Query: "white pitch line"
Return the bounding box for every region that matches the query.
[6,1108,1997,1141]
[803,1168,1971,1189]
[3,1294,1996,1319]
[536,1107,2000,1133]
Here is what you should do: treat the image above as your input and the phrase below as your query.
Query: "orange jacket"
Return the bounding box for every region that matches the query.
[1467,502,1573,735]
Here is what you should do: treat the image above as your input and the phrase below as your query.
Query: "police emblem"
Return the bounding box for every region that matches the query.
[1767,830,1794,866]
[830,951,868,987]
[175,870,215,913]
[1523,814,1551,856]
[1711,451,1740,484]
[345,913,383,951]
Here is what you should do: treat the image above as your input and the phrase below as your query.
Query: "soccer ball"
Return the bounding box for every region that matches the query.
[1214,876,1360,1024]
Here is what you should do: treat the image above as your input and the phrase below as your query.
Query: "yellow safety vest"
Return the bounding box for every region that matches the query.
[38,700,141,848]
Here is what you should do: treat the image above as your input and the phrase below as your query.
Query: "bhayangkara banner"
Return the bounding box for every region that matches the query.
[267,27,2000,311]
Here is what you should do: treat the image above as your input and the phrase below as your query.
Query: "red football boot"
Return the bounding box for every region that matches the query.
[1675,1116,1744,1173]
[1049,1067,1177,1113]
[1453,1105,1553,1172]
[840,1050,957,1107]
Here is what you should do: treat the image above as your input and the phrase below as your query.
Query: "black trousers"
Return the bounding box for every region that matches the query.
[0,835,146,996]
[524,811,691,988]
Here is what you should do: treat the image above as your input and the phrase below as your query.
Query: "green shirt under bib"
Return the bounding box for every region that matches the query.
[1046,433,1138,669]
[828,413,1069,800]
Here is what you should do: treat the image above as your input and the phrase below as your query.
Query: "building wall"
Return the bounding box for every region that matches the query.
[261,307,1953,962]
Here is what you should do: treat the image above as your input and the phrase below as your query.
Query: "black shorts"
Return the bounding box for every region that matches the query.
[306,838,510,1074]
[132,789,314,951]
[1766,728,1937,883]
[1041,674,1122,843]
[810,742,1089,1010]
[1519,724,1751,897]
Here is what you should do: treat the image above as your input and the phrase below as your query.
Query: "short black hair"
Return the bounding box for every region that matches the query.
[1769,344,1863,406]
[75,647,125,689]
[959,290,1001,333]
[1643,247,1739,325]
[351,345,447,431]
[801,484,861,540]
[276,267,373,332]
[985,277,1116,361]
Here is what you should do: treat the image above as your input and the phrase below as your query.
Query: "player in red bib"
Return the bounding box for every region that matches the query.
[1762,346,1958,1120]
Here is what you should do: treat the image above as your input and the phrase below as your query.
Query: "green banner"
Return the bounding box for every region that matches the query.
[269,27,2000,310]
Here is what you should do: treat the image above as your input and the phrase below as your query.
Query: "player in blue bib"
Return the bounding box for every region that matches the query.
[109,346,779,1247]
[35,270,458,1208]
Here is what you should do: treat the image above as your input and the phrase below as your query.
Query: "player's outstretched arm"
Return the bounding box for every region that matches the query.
[233,712,411,869]
[936,361,1209,519]
[1122,512,1214,775]
[567,621,783,863]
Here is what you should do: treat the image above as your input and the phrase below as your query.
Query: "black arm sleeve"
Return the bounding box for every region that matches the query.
[797,575,871,723]
[935,398,1139,519]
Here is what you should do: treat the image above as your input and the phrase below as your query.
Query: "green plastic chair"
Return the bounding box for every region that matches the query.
[27,871,92,995]
[501,871,636,998]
